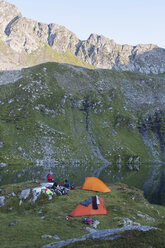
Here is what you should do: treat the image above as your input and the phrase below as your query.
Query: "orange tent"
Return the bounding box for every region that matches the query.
[69,196,108,217]
[81,177,111,193]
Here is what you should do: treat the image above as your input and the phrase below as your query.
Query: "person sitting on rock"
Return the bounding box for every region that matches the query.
[47,174,54,183]
[64,179,70,188]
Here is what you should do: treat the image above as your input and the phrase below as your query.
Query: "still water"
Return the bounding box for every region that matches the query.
[1,163,165,205]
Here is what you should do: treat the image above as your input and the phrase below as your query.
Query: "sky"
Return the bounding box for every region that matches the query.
[6,0,165,48]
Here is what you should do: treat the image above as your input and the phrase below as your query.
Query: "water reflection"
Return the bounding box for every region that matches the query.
[1,162,165,205]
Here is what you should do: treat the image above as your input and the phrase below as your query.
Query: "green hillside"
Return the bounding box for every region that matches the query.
[0,62,165,204]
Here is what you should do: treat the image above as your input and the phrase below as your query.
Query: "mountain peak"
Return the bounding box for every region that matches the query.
[0,0,165,74]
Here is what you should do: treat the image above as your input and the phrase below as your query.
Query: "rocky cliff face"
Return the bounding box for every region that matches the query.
[0,0,165,74]
[0,0,79,54]
[76,34,165,74]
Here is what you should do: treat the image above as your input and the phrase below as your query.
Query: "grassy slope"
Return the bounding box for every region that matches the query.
[0,62,165,203]
[0,182,165,248]
[0,41,95,70]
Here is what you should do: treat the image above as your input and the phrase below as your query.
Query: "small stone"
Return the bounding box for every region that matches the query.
[53,235,60,240]
[19,189,31,200]
[9,221,18,226]
[0,196,5,207]
[0,163,8,168]
[48,195,52,200]
[41,234,52,238]
[17,147,23,152]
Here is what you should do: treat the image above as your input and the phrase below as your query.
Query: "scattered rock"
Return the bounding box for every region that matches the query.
[53,235,60,240]
[113,217,140,227]
[100,234,121,240]
[131,195,135,200]
[9,221,18,226]
[41,234,60,240]
[11,192,16,197]
[17,146,23,152]
[0,163,8,168]
[48,195,53,200]
[19,199,22,206]
[29,187,45,204]
[85,227,97,233]
[137,212,155,222]
[41,235,53,239]
[116,155,121,170]
[19,188,31,200]
[42,225,157,248]
[0,196,5,207]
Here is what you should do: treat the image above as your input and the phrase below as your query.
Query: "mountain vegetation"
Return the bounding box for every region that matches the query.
[0,62,165,206]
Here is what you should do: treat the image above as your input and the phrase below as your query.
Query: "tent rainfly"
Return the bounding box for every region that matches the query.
[81,177,111,193]
[69,196,108,217]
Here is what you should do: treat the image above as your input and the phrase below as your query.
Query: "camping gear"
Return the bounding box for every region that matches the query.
[92,196,98,209]
[81,177,111,193]
[51,182,58,189]
[69,196,108,217]
[83,218,94,225]
[69,184,75,190]
[82,218,100,228]
[45,189,53,195]
[92,220,100,228]
[41,182,54,188]
[80,197,91,206]
[51,185,69,196]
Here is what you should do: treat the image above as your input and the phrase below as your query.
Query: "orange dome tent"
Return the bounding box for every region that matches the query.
[69,196,108,217]
[81,177,111,193]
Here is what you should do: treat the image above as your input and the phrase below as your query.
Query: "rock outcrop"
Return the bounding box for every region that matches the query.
[0,0,165,74]
[76,34,165,74]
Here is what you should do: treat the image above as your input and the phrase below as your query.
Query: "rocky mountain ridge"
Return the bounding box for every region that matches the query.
[0,0,165,74]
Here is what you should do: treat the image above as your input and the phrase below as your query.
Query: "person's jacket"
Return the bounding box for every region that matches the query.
[64,181,70,188]
[47,174,52,182]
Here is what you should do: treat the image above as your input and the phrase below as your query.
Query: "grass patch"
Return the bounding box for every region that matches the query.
[0,182,165,247]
